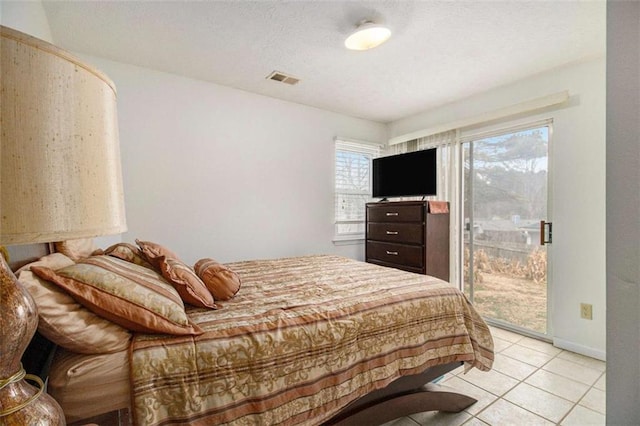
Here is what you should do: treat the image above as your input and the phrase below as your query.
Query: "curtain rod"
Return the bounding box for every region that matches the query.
[388,91,569,146]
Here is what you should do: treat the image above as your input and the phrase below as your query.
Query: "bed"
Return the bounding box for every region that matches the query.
[15,242,494,425]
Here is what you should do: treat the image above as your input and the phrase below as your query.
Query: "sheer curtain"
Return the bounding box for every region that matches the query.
[387,130,462,286]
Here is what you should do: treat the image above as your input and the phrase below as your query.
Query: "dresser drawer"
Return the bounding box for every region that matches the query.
[367,204,424,223]
[367,222,424,244]
[366,241,424,269]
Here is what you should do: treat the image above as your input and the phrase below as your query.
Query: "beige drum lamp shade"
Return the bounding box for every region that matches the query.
[1,25,127,245]
[1,26,126,424]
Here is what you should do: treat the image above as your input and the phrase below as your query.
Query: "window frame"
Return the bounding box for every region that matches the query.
[333,138,381,243]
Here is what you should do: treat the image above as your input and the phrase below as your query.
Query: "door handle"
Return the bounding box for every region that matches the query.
[540,220,552,245]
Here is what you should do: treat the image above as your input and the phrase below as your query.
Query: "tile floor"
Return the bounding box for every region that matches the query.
[383,327,606,426]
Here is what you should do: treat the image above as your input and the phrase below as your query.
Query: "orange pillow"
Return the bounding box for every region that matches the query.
[135,239,217,308]
[136,239,180,268]
[194,258,241,301]
[158,257,218,309]
[104,242,153,268]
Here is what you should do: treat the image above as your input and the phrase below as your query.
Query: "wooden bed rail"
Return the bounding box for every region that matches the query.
[325,362,476,425]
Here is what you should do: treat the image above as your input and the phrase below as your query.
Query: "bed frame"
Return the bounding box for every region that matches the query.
[12,244,477,426]
[327,362,475,425]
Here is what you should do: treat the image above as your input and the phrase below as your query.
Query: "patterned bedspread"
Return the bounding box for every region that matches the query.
[130,255,494,425]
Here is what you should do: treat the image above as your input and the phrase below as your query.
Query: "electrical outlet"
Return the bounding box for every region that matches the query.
[580,303,593,320]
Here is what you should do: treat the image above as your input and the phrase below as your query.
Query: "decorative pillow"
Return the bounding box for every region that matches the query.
[54,238,98,261]
[31,256,203,336]
[135,239,180,268]
[17,253,132,354]
[194,258,241,301]
[104,242,153,268]
[158,257,218,309]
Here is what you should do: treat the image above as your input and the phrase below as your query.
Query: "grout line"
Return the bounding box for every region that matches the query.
[456,328,605,423]
[454,336,606,426]
[556,370,607,426]
[469,352,558,424]
[406,416,421,426]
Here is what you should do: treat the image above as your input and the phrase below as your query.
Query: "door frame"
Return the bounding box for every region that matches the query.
[457,119,554,341]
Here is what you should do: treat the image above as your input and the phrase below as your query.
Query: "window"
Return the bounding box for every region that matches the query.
[334,139,380,240]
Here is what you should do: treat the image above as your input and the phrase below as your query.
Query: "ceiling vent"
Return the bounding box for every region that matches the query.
[266,71,300,85]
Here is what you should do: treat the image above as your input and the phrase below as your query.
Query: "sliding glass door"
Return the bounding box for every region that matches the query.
[462,124,550,335]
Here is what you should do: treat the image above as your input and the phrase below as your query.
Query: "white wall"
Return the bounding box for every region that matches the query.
[606,2,640,422]
[74,55,386,264]
[389,58,607,358]
[0,1,53,43]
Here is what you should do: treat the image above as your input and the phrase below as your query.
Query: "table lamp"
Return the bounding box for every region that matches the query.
[0,26,127,424]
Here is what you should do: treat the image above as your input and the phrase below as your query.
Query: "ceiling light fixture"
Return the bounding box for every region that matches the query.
[344,20,391,51]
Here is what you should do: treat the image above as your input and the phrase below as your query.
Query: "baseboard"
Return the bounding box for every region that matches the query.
[553,337,606,361]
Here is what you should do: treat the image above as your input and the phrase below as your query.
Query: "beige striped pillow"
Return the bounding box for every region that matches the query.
[31,256,203,336]
[18,253,132,354]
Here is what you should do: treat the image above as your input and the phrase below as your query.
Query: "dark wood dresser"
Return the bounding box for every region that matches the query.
[365,201,450,281]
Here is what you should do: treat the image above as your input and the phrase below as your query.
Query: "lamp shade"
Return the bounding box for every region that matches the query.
[0,26,127,245]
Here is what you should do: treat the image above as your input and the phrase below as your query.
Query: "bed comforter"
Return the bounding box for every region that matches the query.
[130,255,494,425]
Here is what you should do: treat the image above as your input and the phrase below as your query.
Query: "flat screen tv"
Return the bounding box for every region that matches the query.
[372,148,437,199]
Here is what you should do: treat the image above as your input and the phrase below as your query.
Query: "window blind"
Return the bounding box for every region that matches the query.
[334,139,380,238]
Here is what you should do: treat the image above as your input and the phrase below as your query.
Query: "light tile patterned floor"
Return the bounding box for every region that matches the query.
[382,327,606,426]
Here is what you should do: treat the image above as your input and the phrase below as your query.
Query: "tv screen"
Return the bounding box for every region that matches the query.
[372,149,437,198]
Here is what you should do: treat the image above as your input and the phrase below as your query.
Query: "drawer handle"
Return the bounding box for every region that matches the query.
[386,231,399,235]
[386,251,399,256]
[386,212,399,216]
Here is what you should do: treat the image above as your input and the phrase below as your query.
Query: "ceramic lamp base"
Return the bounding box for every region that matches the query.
[0,255,65,424]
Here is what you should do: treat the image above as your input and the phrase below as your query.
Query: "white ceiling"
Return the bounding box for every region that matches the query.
[42,1,605,123]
